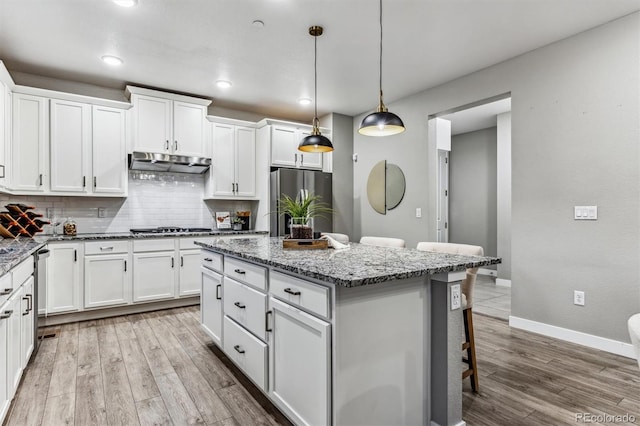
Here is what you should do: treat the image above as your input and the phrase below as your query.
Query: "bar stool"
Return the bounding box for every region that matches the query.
[359,236,406,248]
[416,241,484,392]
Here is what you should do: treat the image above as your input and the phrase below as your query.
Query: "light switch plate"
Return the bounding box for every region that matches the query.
[574,206,597,220]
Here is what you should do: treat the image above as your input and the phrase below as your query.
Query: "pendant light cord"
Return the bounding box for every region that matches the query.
[379,0,383,97]
[314,33,318,126]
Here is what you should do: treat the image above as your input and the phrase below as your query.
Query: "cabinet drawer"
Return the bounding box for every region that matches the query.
[224,277,267,340]
[85,240,129,255]
[133,239,175,252]
[224,257,266,291]
[12,256,34,287]
[201,251,223,272]
[223,316,267,392]
[0,272,12,305]
[270,270,330,319]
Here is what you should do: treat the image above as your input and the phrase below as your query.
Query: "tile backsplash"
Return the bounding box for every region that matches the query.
[0,171,256,235]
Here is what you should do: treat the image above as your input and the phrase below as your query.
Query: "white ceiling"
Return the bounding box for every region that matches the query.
[1,0,638,122]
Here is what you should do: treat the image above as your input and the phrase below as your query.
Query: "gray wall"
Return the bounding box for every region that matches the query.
[353,13,640,342]
[323,113,354,239]
[449,127,497,258]
[496,112,512,281]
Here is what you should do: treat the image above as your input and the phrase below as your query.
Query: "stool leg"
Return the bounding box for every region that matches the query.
[463,307,479,392]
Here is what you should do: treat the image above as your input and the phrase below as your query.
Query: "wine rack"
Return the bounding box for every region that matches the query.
[0,204,50,238]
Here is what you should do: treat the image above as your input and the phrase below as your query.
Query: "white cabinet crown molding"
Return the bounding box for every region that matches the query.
[125,85,212,107]
[206,115,257,128]
[13,85,131,110]
[256,118,329,134]
[0,61,15,89]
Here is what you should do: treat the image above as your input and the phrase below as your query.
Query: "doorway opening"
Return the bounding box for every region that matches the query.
[428,94,511,320]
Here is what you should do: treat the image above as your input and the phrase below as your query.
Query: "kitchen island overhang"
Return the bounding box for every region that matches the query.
[196,236,501,426]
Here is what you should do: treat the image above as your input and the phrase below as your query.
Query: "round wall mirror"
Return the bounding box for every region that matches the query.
[366,160,406,214]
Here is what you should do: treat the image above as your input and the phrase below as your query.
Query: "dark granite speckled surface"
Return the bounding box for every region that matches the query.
[0,230,267,277]
[195,236,501,287]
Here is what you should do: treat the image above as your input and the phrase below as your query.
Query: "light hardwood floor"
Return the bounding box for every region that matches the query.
[5,307,639,426]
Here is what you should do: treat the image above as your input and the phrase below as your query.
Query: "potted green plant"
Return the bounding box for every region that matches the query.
[231,216,245,231]
[277,191,333,239]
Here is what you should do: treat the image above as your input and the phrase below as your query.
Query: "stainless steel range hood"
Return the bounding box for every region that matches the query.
[128,152,211,174]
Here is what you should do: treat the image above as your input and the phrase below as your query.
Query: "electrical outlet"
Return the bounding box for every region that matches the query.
[416,208,422,218]
[574,290,585,306]
[451,284,461,310]
[98,208,106,218]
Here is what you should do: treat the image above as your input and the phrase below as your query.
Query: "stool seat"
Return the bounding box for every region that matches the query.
[360,236,406,248]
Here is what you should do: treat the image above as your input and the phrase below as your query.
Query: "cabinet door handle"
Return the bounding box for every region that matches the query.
[124,260,127,272]
[171,257,174,268]
[295,153,298,164]
[93,176,97,188]
[284,287,301,296]
[234,269,245,275]
[181,256,184,267]
[174,140,178,151]
[100,246,114,251]
[234,301,246,309]
[39,173,43,186]
[26,294,32,312]
[74,250,77,262]
[215,284,221,300]
[204,258,213,262]
[165,140,170,150]
[0,288,11,295]
[233,345,245,354]
[300,154,304,164]
[266,310,273,332]
[83,176,86,187]
[0,311,10,319]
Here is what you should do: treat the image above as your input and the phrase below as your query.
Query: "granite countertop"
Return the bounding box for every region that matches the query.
[0,230,268,277]
[195,236,501,287]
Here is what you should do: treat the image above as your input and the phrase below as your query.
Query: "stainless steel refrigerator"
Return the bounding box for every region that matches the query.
[270,168,333,237]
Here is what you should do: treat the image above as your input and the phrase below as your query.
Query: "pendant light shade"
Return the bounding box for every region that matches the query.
[358,0,405,137]
[299,26,334,153]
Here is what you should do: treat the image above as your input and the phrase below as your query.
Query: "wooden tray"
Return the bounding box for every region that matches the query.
[282,239,329,250]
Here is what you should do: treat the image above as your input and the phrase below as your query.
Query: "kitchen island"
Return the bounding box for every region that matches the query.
[197,236,500,426]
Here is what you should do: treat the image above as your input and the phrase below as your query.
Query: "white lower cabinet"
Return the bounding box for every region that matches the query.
[84,253,130,308]
[133,251,175,302]
[47,242,82,314]
[223,316,268,392]
[0,301,9,422]
[268,296,330,426]
[5,288,22,401]
[223,277,267,340]
[20,276,34,368]
[201,267,223,347]
[178,250,201,297]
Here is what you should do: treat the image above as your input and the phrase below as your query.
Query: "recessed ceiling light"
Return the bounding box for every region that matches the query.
[252,20,265,28]
[216,80,232,89]
[298,98,312,106]
[113,0,137,7]
[101,55,123,66]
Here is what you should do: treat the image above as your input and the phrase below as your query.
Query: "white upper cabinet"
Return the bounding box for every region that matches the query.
[50,99,91,193]
[92,105,126,194]
[127,86,211,158]
[8,86,129,196]
[259,119,328,171]
[208,117,256,199]
[0,81,10,190]
[11,93,48,192]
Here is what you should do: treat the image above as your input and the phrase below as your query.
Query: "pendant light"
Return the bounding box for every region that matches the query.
[298,26,334,153]
[358,0,405,137]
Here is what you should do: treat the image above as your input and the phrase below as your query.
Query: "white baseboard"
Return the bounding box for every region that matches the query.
[478,268,497,277]
[495,278,511,287]
[509,316,636,359]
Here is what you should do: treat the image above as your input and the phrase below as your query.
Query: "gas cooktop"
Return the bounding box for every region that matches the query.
[130,227,213,234]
